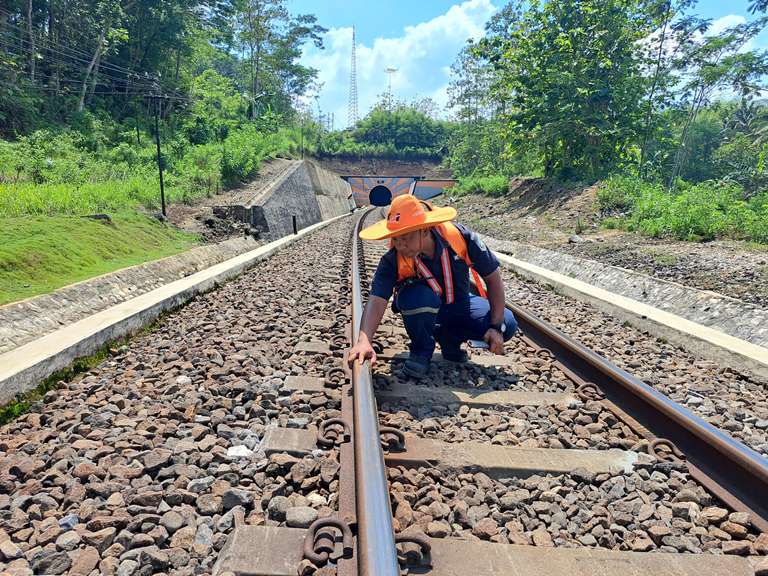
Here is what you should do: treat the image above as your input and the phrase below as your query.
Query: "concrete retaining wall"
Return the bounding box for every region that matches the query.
[307,161,355,220]
[215,160,352,240]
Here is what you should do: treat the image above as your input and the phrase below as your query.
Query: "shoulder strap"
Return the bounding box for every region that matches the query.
[436,223,470,265]
[436,223,488,298]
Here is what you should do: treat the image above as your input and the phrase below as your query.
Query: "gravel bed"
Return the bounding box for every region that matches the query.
[389,462,768,555]
[379,400,639,451]
[371,311,575,394]
[500,269,768,457]
[557,237,768,309]
[0,218,353,576]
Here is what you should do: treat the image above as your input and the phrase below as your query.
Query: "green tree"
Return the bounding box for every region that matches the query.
[477,0,659,180]
[668,17,768,186]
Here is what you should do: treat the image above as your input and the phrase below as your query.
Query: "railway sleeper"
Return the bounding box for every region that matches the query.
[282,374,579,409]
[212,524,756,576]
[260,427,640,479]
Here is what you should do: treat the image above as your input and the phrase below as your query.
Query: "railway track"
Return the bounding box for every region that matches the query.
[219,208,768,575]
[1,210,767,576]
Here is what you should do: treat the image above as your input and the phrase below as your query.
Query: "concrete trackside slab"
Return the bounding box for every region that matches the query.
[495,252,768,380]
[283,375,326,392]
[425,537,755,576]
[387,434,638,477]
[374,382,579,408]
[213,526,306,576]
[212,526,756,576]
[281,373,576,408]
[0,214,349,405]
[261,427,638,477]
[262,427,319,457]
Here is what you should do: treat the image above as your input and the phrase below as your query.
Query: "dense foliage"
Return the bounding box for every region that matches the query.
[317,100,451,160]
[598,175,768,242]
[446,0,768,184]
[443,0,768,243]
[3,0,768,245]
[1,0,325,134]
[0,0,325,216]
[0,122,307,215]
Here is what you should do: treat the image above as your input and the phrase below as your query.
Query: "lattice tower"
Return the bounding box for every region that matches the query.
[348,26,359,128]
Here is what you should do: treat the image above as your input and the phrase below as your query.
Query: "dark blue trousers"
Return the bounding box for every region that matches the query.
[394,282,518,360]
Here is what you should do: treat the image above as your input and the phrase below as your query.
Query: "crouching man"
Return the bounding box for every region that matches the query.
[347,194,517,379]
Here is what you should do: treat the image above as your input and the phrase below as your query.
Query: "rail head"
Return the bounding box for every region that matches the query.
[351,209,400,576]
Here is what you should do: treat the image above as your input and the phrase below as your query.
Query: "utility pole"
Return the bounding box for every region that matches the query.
[147,93,167,218]
[385,67,398,109]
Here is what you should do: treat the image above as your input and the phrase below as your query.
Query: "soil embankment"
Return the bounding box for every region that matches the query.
[314,157,452,178]
[439,178,768,307]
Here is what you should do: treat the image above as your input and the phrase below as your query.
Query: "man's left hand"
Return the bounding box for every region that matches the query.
[483,328,504,355]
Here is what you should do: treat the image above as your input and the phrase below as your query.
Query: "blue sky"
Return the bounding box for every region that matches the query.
[286,0,768,128]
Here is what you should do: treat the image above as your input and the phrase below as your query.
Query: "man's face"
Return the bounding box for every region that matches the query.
[392,229,425,258]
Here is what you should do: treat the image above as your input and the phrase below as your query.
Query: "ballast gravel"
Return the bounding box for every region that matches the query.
[499,269,768,457]
[0,218,355,576]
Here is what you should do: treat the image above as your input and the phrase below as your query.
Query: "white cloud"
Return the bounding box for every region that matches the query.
[299,0,497,128]
[708,14,746,36]
[641,13,754,70]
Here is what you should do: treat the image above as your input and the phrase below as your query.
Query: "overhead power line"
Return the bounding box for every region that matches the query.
[0,14,157,82]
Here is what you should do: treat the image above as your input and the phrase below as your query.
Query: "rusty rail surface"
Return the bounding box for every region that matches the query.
[508,302,768,534]
[349,209,400,576]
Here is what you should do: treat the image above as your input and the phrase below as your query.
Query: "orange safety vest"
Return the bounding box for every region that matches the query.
[394,222,488,304]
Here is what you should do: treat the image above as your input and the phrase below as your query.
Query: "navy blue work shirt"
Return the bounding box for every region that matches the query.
[370,223,499,303]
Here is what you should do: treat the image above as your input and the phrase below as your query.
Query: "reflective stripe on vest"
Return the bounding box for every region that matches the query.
[395,222,485,303]
[412,245,455,303]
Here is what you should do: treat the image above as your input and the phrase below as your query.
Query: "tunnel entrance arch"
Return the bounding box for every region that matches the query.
[369,185,393,206]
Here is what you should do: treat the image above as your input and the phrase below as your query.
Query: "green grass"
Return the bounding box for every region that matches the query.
[597,175,768,243]
[453,174,509,197]
[0,211,199,305]
[0,125,304,217]
[653,253,678,266]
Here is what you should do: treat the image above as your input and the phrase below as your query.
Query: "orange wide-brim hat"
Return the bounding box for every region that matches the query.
[359,194,457,240]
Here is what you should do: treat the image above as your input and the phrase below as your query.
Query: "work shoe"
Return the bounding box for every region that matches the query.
[441,348,469,363]
[401,355,430,379]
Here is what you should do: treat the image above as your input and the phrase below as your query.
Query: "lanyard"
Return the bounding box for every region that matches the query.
[414,246,455,304]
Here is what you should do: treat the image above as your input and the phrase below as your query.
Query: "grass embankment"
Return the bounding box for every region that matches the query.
[0,123,304,305]
[0,211,198,305]
[451,171,768,244]
[598,176,768,243]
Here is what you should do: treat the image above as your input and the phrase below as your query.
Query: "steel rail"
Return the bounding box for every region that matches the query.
[508,302,768,533]
[351,210,400,576]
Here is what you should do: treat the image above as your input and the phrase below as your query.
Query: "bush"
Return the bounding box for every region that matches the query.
[0,121,303,216]
[600,174,768,243]
[453,174,509,197]
[597,174,661,213]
